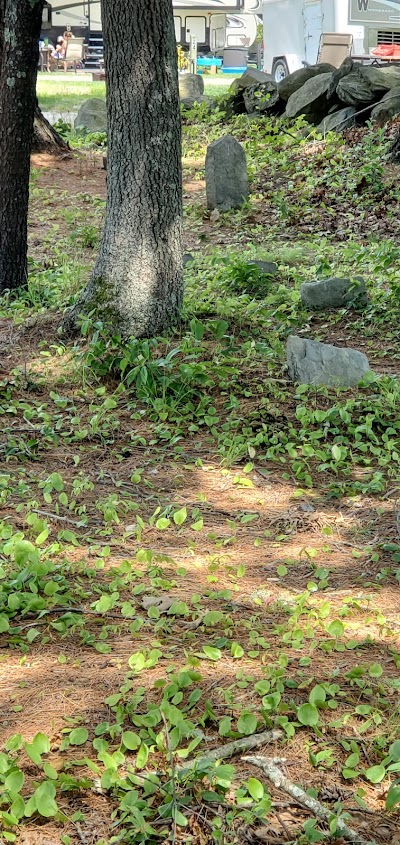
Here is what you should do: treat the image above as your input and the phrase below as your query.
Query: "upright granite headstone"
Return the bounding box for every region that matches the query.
[205,135,249,211]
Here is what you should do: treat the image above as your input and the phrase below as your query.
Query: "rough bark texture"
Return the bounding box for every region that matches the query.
[64,0,182,338]
[0,0,44,292]
[32,103,70,155]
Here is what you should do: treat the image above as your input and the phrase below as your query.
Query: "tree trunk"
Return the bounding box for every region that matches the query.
[0,0,44,292]
[63,0,183,338]
[32,104,70,155]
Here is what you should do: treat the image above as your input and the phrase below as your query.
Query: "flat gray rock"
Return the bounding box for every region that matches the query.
[317,106,356,133]
[371,87,400,124]
[285,72,333,123]
[286,335,370,387]
[179,73,204,100]
[231,68,273,92]
[205,134,248,211]
[248,260,278,275]
[243,81,280,115]
[278,64,335,101]
[75,98,107,132]
[301,276,367,310]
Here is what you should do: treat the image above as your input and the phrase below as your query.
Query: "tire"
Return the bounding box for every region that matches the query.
[272,58,289,83]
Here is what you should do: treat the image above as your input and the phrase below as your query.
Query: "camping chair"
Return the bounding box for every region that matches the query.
[61,37,85,72]
[317,33,353,68]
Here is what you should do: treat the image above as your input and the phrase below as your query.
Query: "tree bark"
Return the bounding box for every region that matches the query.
[63,0,183,338]
[32,103,70,155]
[0,0,44,292]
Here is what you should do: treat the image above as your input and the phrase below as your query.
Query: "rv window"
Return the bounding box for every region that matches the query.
[174,16,182,43]
[185,16,206,45]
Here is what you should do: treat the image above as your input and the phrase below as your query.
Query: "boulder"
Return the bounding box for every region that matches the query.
[286,336,370,387]
[371,87,400,124]
[326,57,354,98]
[180,95,208,109]
[205,134,248,211]
[243,81,280,115]
[179,73,204,100]
[278,64,335,101]
[231,68,273,92]
[75,98,107,132]
[317,106,356,133]
[285,72,334,123]
[248,259,278,275]
[337,65,400,107]
[300,276,367,310]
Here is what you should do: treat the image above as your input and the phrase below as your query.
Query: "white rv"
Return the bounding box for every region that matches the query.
[263,0,400,81]
[47,0,261,52]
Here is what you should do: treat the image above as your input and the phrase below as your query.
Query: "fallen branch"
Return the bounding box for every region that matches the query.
[243,756,377,845]
[176,729,282,778]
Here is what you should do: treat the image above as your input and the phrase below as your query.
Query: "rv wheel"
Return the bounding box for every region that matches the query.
[272,58,289,83]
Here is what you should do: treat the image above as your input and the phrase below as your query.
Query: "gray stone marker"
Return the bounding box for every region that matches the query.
[286,335,370,387]
[75,98,107,132]
[300,276,368,310]
[205,135,249,211]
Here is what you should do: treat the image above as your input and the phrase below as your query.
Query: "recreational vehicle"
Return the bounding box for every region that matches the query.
[263,0,400,81]
[45,0,261,61]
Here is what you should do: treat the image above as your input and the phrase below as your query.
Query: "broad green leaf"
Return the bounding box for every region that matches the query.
[34,781,58,817]
[247,777,264,800]
[202,646,222,661]
[156,517,170,530]
[231,642,244,659]
[173,507,187,526]
[0,614,10,633]
[69,728,89,746]
[389,740,400,763]
[25,732,50,765]
[326,620,344,638]
[128,652,146,672]
[309,685,326,706]
[203,611,223,626]
[331,445,342,461]
[122,731,141,750]
[136,743,149,769]
[346,753,360,768]
[237,713,258,735]
[365,765,386,783]
[297,703,319,726]
[43,763,58,780]
[5,770,24,794]
[277,564,288,577]
[386,785,400,810]
[219,717,232,737]
[173,809,188,826]
[368,663,383,678]
[342,768,360,780]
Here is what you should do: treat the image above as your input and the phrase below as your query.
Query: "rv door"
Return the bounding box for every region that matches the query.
[303,1,323,64]
[210,14,226,50]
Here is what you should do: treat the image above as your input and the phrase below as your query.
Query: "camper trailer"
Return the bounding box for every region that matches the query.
[263,0,400,81]
[46,0,261,54]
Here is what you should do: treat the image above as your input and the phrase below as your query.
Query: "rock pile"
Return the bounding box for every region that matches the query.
[221,60,400,129]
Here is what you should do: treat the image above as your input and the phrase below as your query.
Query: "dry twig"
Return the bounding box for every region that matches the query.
[243,756,377,845]
[177,730,283,778]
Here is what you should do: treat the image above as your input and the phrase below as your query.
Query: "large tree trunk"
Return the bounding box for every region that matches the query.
[63,0,182,338]
[0,0,44,292]
[32,104,70,155]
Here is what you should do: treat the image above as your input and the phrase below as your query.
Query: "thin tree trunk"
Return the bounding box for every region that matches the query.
[63,0,183,338]
[0,0,44,292]
[32,103,70,155]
